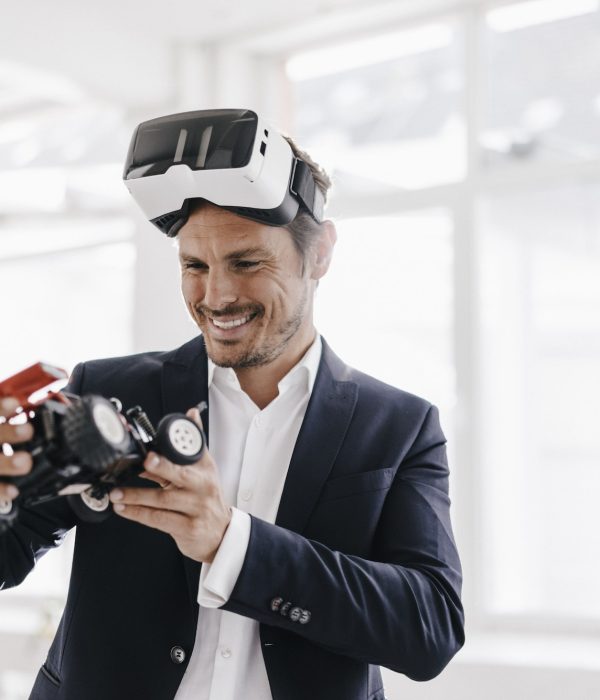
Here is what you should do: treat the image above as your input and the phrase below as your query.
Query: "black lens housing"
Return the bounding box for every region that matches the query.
[123,109,258,181]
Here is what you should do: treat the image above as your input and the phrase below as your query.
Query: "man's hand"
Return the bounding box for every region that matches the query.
[109,407,232,564]
[0,398,34,503]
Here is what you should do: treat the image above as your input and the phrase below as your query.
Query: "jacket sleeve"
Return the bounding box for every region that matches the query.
[221,404,465,681]
[0,364,85,589]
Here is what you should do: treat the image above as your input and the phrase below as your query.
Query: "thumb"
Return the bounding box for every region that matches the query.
[186,406,203,430]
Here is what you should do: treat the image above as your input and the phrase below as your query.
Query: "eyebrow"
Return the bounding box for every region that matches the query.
[179,247,271,264]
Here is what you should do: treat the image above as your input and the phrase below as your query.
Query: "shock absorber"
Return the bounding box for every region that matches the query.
[126,406,157,442]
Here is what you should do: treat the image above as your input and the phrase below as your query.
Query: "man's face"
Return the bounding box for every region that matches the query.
[178,204,318,370]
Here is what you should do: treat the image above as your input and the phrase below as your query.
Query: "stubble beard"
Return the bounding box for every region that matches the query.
[197,285,310,370]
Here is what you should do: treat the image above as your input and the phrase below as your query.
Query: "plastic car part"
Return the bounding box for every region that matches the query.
[0,362,208,530]
[62,396,134,473]
[155,414,205,465]
[0,362,68,415]
[67,486,112,524]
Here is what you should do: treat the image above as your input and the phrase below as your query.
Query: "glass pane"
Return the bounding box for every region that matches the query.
[315,210,455,426]
[0,236,135,378]
[480,2,600,168]
[288,20,466,194]
[478,182,600,618]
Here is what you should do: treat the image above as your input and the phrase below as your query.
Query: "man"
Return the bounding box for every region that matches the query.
[0,109,464,700]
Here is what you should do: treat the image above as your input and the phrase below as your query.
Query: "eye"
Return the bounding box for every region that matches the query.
[182,261,208,271]
[234,260,260,270]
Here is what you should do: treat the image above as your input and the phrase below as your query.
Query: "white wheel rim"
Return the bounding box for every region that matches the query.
[80,488,110,512]
[0,499,13,515]
[167,419,202,457]
[92,402,126,446]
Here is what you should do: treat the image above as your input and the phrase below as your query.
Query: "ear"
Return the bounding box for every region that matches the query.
[310,220,337,281]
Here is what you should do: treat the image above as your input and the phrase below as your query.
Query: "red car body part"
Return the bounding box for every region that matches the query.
[0,362,70,417]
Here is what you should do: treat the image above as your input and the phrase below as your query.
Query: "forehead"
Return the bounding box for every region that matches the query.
[177,204,290,256]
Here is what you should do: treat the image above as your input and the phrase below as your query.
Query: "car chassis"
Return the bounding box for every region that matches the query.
[0,362,206,531]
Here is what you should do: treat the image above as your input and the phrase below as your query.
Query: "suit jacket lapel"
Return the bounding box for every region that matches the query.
[159,334,358,604]
[161,335,210,434]
[275,338,358,534]
[161,334,208,609]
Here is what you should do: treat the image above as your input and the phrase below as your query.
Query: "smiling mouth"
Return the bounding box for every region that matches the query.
[210,314,253,329]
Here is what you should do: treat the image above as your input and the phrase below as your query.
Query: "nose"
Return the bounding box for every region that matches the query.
[202,267,238,310]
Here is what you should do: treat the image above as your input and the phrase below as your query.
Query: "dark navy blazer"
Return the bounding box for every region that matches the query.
[0,335,464,700]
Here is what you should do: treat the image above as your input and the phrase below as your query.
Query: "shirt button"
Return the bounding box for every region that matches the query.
[221,647,232,659]
[170,646,186,664]
[241,489,253,502]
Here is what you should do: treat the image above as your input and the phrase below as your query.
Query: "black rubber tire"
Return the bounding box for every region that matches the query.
[62,396,132,473]
[155,414,205,465]
[67,487,112,523]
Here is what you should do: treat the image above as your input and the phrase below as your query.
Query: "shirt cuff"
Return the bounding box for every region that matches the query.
[198,507,251,608]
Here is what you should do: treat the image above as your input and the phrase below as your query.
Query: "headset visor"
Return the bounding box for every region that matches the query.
[123,109,258,180]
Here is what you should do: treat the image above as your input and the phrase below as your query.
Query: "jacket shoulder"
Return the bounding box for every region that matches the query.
[321,338,433,416]
[67,335,205,395]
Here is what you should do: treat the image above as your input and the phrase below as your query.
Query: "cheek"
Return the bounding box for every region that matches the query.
[265,279,307,318]
[181,275,204,302]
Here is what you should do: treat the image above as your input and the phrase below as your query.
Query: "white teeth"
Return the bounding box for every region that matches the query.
[211,315,251,329]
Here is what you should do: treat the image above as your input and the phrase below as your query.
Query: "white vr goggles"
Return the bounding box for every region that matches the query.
[123,108,325,236]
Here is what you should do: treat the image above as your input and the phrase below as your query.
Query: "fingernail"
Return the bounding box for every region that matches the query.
[0,398,19,413]
[110,489,123,501]
[146,454,160,470]
[12,453,30,470]
[6,485,19,499]
[113,503,125,512]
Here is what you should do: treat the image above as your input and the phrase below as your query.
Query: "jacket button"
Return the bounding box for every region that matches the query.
[289,606,302,622]
[279,601,292,617]
[270,597,283,612]
[170,646,186,664]
[299,610,311,624]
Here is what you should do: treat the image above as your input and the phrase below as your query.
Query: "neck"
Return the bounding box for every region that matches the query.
[234,328,316,410]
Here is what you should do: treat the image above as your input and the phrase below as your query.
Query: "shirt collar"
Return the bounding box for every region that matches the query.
[207,334,322,396]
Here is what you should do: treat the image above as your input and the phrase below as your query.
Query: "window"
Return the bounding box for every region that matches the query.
[286,0,600,637]
[315,211,455,415]
[289,20,466,192]
[0,63,135,655]
[478,182,600,620]
[480,0,600,168]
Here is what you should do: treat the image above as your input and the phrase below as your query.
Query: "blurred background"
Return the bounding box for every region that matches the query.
[1,0,599,697]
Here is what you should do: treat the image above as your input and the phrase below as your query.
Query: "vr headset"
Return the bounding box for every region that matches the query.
[123,108,325,236]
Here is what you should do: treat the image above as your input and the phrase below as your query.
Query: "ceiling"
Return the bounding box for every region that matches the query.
[0,0,413,111]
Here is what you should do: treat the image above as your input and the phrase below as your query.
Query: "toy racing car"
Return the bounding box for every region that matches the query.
[0,362,206,532]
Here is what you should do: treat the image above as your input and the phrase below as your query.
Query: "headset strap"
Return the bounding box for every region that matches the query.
[290,158,325,223]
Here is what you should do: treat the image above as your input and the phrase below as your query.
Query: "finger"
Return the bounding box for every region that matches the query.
[144,452,202,489]
[112,502,189,535]
[0,420,33,444]
[138,470,171,488]
[0,451,33,476]
[0,398,20,420]
[186,406,204,430]
[0,482,20,501]
[109,485,199,514]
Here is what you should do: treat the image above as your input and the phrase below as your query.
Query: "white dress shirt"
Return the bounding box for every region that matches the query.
[174,336,322,700]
